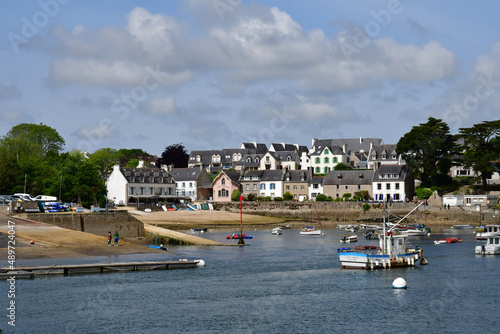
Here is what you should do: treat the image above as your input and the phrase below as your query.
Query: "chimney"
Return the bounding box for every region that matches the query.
[137,159,145,168]
[312,138,317,148]
[360,137,363,144]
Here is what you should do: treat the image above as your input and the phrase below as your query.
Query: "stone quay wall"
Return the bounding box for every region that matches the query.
[26,211,144,238]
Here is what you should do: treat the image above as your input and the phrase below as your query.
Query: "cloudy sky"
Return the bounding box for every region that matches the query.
[1,1,500,155]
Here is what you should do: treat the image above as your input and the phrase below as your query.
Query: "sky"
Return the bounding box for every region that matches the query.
[1,0,500,156]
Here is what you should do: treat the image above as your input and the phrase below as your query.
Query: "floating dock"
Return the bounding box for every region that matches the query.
[2,260,204,277]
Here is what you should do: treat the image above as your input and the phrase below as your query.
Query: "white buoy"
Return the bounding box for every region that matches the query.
[392,277,407,289]
[195,259,206,267]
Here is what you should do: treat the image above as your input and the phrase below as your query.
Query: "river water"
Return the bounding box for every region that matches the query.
[2,227,499,333]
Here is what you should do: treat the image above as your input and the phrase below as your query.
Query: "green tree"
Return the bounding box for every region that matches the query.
[283,191,293,201]
[231,189,241,201]
[160,143,189,168]
[459,120,500,190]
[88,148,120,178]
[397,117,455,187]
[0,123,64,195]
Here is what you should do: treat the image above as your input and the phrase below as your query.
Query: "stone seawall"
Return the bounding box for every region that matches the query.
[214,201,500,227]
[26,211,144,238]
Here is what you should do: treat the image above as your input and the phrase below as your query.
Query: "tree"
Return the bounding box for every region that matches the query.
[283,191,293,201]
[160,143,189,168]
[396,117,455,187]
[88,148,120,178]
[415,187,433,200]
[459,120,500,190]
[0,123,64,195]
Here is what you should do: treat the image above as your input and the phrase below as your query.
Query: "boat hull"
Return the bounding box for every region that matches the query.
[300,230,322,235]
[339,251,422,269]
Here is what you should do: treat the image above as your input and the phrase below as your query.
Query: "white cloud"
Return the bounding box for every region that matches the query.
[147,96,176,115]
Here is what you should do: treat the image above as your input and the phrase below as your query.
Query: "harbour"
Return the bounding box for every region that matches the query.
[2,227,499,333]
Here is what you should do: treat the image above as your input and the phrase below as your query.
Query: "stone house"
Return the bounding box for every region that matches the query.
[323,170,374,200]
[367,144,404,170]
[283,170,312,201]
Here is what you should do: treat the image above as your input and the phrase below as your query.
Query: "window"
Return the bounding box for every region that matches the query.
[377,183,382,190]
[345,186,348,190]
[324,157,329,164]
[286,186,290,190]
[245,184,250,191]
[130,187,135,195]
[394,194,400,200]
[336,194,339,198]
[395,183,400,190]
[313,184,319,189]
[221,178,225,185]
[323,167,328,173]
[301,186,305,190]
[336,185,339,190]
[315,158,320,164]
[333,157,338,163]
[293,186,297,190]
[294,194,297,199]
[260,184,266,190]
[189,182,193,188]
[182,182,185,188]
[386,183,391,190]
[270,183,276,190]
[315,167,320,173]
[253,184,257,190]
[324,148,329,154]
[358,185,361,190]
[246,157,252,163]
[255,157,260,163]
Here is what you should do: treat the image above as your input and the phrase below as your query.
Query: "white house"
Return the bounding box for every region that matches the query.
[169,168,212,202]
[259,170,284,199]
[309,176,324,200]
[372,165,413,202]
[106,164,176,206]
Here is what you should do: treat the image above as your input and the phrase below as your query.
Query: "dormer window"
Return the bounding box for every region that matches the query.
[381,154,386,160]
[392,154,397,159]
[287,155,292,161]
[222,178,226,185]
[359,173,364,180]
[324,148,329,155]
[246,157,252,163]
[255,157,260,163]
[338,174,342,180]
[196,155,201,162]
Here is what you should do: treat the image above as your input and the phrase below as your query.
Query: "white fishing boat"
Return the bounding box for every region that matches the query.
[452,224,474,230]
[340,235,358,243]
[475,235,500,255]
[406,228,431,236]
[475,225,500,240]
[338,201,425,270]
[300,226,322,235]
[271,227,282,235]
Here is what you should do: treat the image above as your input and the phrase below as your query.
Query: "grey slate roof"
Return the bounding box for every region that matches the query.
[220,170,241,183]
[237,154,264,168]
[241,142,268,154]
[239,170,265,181]
[261,170,284,181]
[323,170,374,185]
[309,176,324,186]
[368,144,401,163]
[311,144,344,156]
[373,165,408,181]
[170,168,202,181]
[120,167,173,184]
[284,170,312,183]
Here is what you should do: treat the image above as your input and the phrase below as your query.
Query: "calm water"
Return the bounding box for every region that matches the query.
[2,228,499,333]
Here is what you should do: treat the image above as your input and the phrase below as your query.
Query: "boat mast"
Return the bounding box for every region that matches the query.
[382,199,387,254]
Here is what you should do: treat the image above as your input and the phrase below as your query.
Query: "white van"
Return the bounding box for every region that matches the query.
[35,195,58,202]
[14,193,35,201]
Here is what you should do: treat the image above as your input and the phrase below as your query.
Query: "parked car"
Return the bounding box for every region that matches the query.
[13,193,35,201]
[0,195,13,204]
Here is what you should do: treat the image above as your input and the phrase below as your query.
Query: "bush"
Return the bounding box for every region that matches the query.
[354,191,370,201]
[362,203,371,212]
[274,197,283,201]
[245,194,255,201]
[415,187,433,200]
[283,191,293,201]
[231,189,241,201]
[315,194,327,201]
[343,193,352,199]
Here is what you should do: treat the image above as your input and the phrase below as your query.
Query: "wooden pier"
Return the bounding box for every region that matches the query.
[2,260,204,277]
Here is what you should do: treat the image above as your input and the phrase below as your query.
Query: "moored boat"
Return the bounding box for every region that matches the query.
[433,237,462,244]
[475,235,500,255]
[340,235,358,243]
[300,226,323,235]
[452,224,474,230]
[338,201,425,270]
[271,227,282,235]
[475,225,500,240]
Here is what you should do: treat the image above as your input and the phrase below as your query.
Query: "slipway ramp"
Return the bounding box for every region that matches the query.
[143,224,226,246]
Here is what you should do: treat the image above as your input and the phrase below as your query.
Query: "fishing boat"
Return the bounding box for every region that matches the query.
[475,225,500,240]
[475,235,500,255]
[271,227,283,235]
[300,226,322,235]
[340,235,358,243]
[406,228,431,236]
[300,202,323,236]
[433,237,462,244]
[338,201,425,270]
[278,224,292,229]
[452,224,474,230]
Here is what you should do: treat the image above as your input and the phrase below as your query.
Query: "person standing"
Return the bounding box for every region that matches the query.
[107,232,112,246]
[114,231,119,246]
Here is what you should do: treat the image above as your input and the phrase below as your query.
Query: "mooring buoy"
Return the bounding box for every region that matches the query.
[392,277,407,289]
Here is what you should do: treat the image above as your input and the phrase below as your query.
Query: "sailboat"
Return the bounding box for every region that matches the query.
[337,201,425,269]
[300,202,324,236]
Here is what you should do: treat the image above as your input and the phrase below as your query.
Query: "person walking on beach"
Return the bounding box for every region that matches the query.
[114,231,119,246]
[107,232,112,246]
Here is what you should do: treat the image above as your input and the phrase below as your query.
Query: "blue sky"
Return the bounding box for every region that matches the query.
[1,0,500,155]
